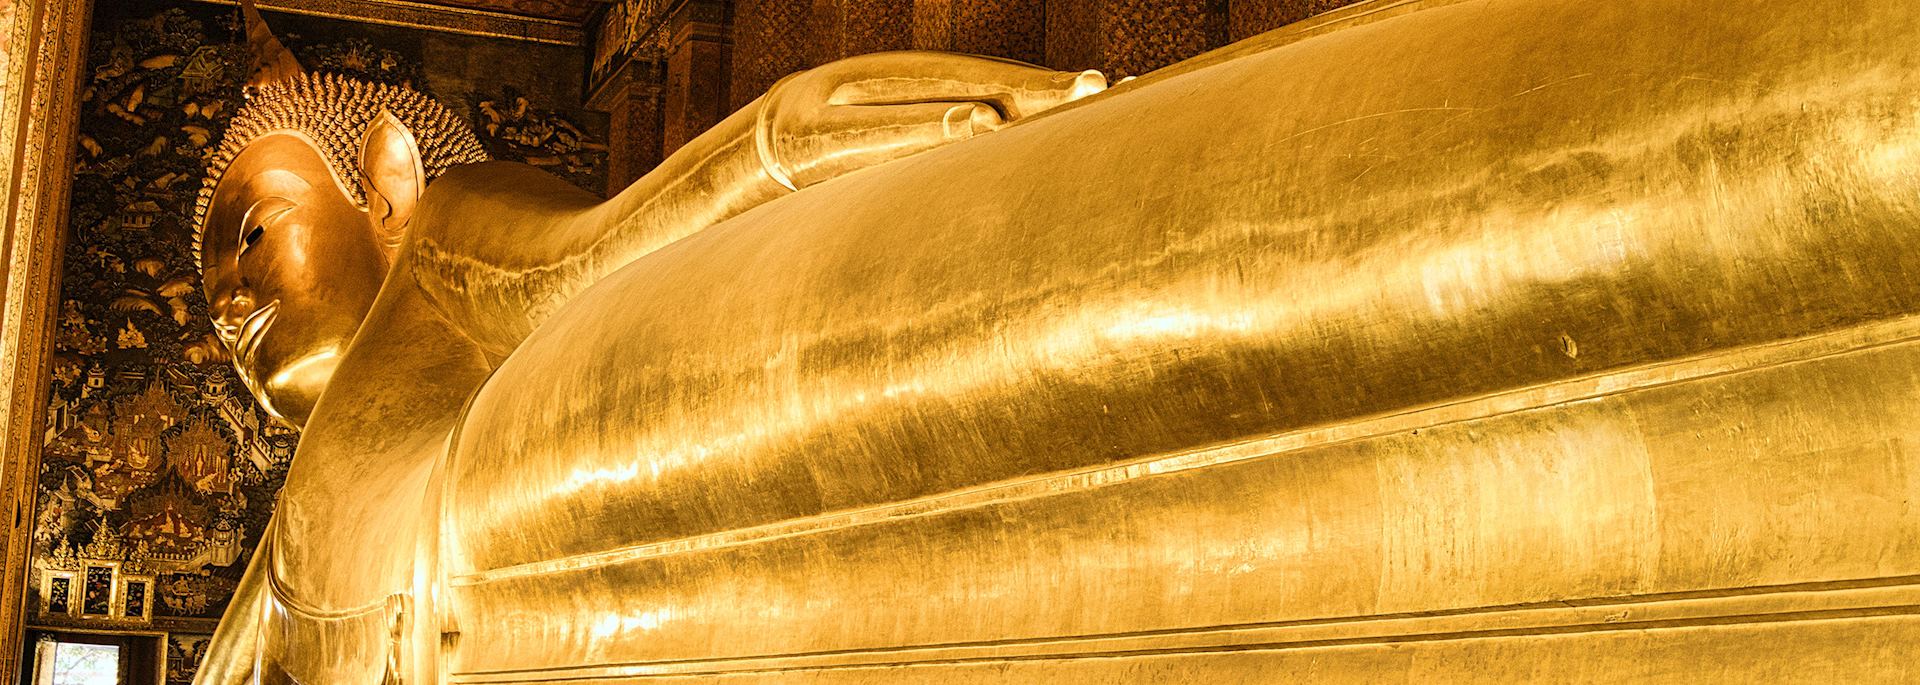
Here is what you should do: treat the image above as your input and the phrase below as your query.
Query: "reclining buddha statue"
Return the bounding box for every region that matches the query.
[198,0,1920,681]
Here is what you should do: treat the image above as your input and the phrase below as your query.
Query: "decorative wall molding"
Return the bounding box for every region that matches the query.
[29,614,222,635]
[0,0,93,680]
[189,0,586,46]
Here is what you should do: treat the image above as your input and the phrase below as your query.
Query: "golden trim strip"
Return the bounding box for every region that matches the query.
[452,313,1920,587]
[448,576,1920,681]
[189,0,586,46]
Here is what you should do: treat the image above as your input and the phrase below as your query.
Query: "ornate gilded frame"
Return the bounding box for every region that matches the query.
[36,570,75,618]
[119,573,153,621]
[76,562,118,619]
[0,0,93,679]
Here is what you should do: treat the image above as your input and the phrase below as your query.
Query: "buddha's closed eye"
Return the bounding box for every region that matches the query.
[239,196,295,256]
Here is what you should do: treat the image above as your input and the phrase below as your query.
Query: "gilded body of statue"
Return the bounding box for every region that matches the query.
[200,0,1920,682]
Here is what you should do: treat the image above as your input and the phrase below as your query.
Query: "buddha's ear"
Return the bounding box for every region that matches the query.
[359,109,425,246]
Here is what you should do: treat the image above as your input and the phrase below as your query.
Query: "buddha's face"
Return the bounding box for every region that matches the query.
[201,133,388,428]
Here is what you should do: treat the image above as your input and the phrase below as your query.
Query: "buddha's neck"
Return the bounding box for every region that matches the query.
[407,100,790,365]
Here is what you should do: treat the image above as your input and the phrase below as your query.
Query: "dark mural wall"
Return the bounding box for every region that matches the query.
[29,0,606,659]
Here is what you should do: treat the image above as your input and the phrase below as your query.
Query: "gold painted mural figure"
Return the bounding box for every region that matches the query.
[199,0,1920,681]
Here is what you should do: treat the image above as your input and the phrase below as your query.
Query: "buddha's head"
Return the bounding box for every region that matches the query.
[195,0,486,428]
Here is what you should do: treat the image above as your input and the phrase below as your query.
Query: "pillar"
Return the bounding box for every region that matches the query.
[0,0,90,679]
[589,59,666,195]
[662,0,731,155]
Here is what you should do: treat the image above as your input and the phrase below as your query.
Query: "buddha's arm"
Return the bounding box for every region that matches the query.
[191,526,268,685]
[407,52,1106,360]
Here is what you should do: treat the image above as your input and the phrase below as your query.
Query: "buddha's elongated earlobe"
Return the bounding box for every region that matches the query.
[241,0,305,88]
[360,109,426,252]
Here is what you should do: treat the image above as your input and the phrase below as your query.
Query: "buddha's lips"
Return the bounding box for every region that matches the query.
[235,299,279,368]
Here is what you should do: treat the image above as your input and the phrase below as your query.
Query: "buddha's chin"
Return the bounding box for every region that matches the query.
[245,349,343,430]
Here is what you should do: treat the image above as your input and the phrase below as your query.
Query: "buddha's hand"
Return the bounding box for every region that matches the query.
[756,51,1108,190]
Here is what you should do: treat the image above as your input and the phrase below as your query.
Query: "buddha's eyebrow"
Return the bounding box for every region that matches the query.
[237,169,313,197]
[219,170,312,227]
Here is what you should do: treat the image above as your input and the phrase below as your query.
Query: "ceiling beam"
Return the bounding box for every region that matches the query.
[189,0,586,46]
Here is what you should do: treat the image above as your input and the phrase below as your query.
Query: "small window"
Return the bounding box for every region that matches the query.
[35,640,121,685]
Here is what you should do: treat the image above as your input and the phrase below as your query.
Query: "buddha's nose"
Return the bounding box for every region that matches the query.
[212,285,258,344]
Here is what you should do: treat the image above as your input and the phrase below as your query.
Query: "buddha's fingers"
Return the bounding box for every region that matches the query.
[768,101,1006,188]
[821,52,1108,120]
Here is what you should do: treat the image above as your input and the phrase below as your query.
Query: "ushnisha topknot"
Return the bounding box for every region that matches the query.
[192,71,489,270]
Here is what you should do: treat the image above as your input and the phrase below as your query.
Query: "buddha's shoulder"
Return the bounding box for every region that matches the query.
[425,161,596,203]
[410,161,605,255]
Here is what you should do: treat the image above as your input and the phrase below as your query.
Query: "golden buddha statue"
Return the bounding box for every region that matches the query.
[198,1,1108,681]
[199,0,1920,681]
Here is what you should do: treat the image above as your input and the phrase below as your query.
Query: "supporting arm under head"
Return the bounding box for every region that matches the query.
[406,51,1108,362]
